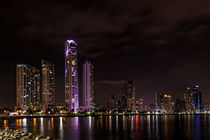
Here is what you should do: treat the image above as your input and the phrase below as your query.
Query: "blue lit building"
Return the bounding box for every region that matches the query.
[184,85,202,113]
[192,85,202,112]
[16,64,40,107]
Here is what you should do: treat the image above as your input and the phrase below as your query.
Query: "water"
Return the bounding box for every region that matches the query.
[0,115,210,140]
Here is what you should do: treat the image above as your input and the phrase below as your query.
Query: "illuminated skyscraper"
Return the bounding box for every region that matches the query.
[135,99,144,112]
[184,85,202,113]
[82,61,95,111]
[156,93,174,114]
[65,40,79,112]
[42,60,55,107]
[184,87,193,113]
[122,80,136,111]
[16,64,40,107]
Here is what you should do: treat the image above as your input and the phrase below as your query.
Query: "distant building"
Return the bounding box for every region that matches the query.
[82,60,95,111]
[42,60,55,107]
[139,99,144,112]
[184,87,193,113]
[201,102,208,112]
[122,80,136,111]
[16,64,40,107]
[116,101,122,112]
[155,93,174,114]
[174,98,185,113]
[184,85,202,113]
[108,94,116,111]
[135,99,144,112]
[65,40,79,112]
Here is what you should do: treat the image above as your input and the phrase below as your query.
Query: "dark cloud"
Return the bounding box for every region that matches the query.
[97,80,125,86]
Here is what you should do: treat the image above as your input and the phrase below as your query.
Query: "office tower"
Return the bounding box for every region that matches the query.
[139,99,144,112]
[108,94,116,111]
[192,85,202,112]
[156,93,174,114]
[82,61,95,111]
[122,84,128,110]
[174,98,185,113]
[184,87,193,113]
[16,64,40,107]
[184,85,202,113]
[135,99,144,112]
[135,100,140,112]
[122,80,136,111]
[65,40,79,112]
[42,60,55,107]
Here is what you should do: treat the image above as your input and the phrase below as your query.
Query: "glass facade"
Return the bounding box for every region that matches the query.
[42,60,55,107]
[16,64,40,107]
[65,40,79,112]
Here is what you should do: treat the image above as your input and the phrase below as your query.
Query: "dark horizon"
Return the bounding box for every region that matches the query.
[1,0,210,106]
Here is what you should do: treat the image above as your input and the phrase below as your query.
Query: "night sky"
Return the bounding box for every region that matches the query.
[1,0,210,106]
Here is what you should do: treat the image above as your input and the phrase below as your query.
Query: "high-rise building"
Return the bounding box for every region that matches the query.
[108,94,116,111]
[122,80,135,111]
[155,93,174,114]
[184,87,193,113]
[65,40,79,112]
[16,64,40,107]
[135,99,144,112]
[82,60,95,111]
[174,98,185,113]
[184,85,202,113]
[42,60,55,107]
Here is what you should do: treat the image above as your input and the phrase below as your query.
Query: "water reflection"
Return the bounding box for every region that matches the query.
[59,117,64,139]
[0,115,208,140]
[16,119,22,131]
[3,120,8,128]
[40,117,44,135]
[116,115,119,130]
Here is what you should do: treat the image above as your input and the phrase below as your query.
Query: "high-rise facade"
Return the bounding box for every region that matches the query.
[184,85,202,113]
[16,64,40,107]
[184,87,193,113]
[65,40,79,112]
[135,99,144,112]
[108,94,116,111]
[156,93,174,114]
[122,80,136,111]
[82,61,95,111]
[42,60,55,107]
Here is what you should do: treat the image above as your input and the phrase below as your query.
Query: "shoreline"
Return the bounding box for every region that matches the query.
[1,113,210,119]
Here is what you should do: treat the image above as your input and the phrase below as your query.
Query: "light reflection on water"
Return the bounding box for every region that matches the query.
[0,115,210,140]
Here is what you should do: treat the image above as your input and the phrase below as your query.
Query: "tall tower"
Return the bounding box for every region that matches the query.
[16,64,40,107]
[184,87,193,113]
[65,40,79,112]
[121,80,135,111]
[184,85,202,113]
[42,60,55,107]
[82,61,95,111]
[192,85,202,112]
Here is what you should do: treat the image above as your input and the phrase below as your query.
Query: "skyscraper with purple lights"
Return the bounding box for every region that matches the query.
[65,40,79,112]
[82,61,95,111]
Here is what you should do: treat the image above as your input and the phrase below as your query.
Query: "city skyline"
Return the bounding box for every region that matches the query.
[1,1,210,106]
[2,1,210,140]
[13,48,208,113]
